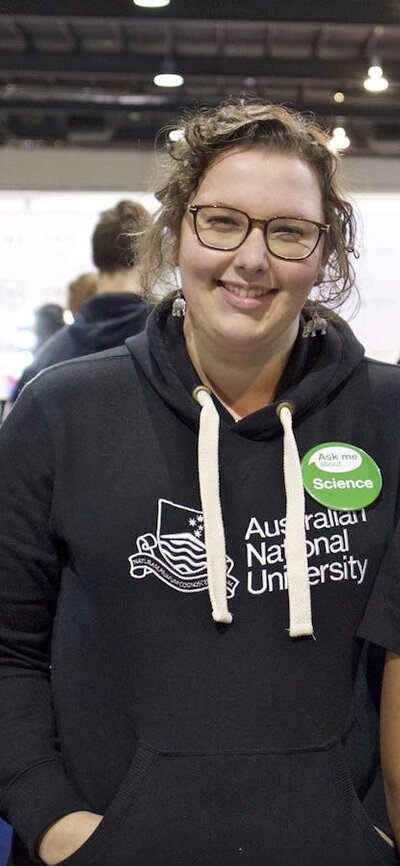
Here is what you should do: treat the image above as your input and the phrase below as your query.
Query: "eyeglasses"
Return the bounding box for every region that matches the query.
[188,205,330,261]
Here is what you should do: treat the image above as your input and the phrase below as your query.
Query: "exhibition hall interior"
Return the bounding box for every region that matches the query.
[0,0,399,859]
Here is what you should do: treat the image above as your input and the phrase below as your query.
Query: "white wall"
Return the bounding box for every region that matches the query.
[347,193,400,363]
[1,146,399,193]
[0,146,159,192]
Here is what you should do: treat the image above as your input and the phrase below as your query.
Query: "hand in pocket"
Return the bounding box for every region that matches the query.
[38,810,104,865]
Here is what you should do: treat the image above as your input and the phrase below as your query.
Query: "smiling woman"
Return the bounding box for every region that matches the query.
[137,102,357,415]
[1,99,400,866]
[177,148,327,392]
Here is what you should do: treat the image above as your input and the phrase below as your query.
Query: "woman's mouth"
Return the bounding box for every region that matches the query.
[219,281,275,299]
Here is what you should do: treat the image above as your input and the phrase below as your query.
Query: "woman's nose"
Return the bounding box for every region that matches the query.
[233,226,270,273]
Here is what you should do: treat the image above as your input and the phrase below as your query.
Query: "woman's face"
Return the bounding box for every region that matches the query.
[177,147,327,361]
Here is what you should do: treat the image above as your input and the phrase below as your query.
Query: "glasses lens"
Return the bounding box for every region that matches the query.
[195,207,248,249]
[267,218,319,259]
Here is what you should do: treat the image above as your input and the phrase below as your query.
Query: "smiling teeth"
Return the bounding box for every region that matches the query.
[226,285,269,299]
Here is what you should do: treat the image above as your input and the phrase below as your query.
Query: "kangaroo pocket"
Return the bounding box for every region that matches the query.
[54,740,398,866]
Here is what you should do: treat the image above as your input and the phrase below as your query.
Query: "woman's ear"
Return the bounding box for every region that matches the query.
[321,236,333,268]
[172,265,182,291]
[317,242,331,281]
[172,236,180,267]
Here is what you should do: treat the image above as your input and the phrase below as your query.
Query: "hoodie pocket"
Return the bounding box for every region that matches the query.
[48,745,157,866]
[52,740,398,866]
[328,741,397,863]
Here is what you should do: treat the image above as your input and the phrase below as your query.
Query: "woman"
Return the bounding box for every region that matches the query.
[0,100,400,865]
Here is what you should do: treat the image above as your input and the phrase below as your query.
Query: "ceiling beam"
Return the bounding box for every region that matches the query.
[1,50,399,82]
[1,92,399,121]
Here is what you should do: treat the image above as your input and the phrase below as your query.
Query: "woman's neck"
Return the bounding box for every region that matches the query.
[184,325,297,420]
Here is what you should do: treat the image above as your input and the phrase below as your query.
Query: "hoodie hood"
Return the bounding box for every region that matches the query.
[70,292,149,352]
[126,298,365,637]
[126,298,365,437]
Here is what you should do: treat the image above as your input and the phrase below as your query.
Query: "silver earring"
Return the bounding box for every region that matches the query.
[172,291,186,318]
[302,311,327,338]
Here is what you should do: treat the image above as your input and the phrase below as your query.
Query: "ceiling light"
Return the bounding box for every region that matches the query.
[133,0,170,7]
[168,128,185,142]
[154,71,183,87]
[153,58,184,88]
[328,126,351,152]
[363,65,388,93]
[333,92,345,103]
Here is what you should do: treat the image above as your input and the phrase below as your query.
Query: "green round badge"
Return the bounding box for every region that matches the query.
[301,442,382,511]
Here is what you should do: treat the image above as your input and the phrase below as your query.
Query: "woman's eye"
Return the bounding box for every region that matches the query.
[205,218,240,232]
[208,217,237,227]
[272,224,303,237]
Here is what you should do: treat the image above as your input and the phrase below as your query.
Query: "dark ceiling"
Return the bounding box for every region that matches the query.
[0,0,399,156]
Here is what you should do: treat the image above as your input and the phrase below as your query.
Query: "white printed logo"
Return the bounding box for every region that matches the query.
[128,499,238,596]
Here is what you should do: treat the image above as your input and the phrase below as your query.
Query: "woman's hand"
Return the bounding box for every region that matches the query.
[38,811,103,865]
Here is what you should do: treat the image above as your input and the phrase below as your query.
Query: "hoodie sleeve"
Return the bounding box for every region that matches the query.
[356,519,400,838]
[357,516,400,654]
[0,387,90,859]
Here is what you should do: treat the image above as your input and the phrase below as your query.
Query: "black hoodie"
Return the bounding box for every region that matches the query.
[0,301,400,865]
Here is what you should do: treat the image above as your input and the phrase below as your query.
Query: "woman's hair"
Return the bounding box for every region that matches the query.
[139,99,358,311]
[92,199,152,273]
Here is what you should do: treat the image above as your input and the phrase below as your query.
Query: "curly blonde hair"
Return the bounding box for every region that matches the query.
[139,100,358,311]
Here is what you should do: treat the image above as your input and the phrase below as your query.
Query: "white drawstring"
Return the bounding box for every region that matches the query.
[193,387,232,624]
[193,389,313,637]
[278,403,314,638]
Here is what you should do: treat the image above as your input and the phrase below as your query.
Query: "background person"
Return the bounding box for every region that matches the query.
[1,100,400,866]
[66,272,98,317]
[1,303,65,420]
[32,303,65,349]
[12,199,151,400]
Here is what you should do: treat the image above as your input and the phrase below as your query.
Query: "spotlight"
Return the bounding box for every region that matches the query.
[154,58,184,88]
[363,65,388,93]
[328,126,350,152]
[133,1,170,7]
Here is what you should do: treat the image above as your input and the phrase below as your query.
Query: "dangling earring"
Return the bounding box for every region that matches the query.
[302,310,327,338]
[172,291,186,318]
